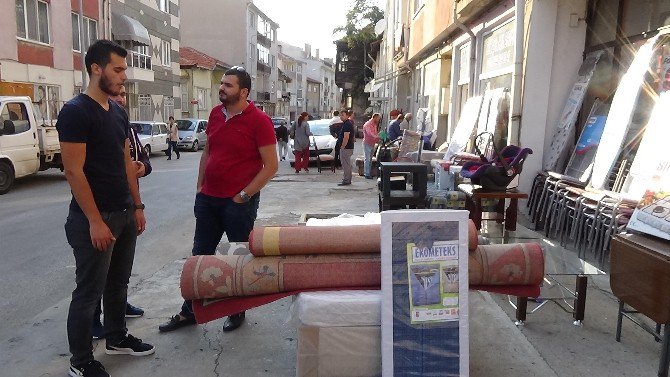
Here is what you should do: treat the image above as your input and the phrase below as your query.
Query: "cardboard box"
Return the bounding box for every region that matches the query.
[296,326,381,377]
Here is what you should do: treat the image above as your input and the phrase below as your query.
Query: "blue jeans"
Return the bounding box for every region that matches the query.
[180,192,260,318]
[65,208,137,366]
[363,143,374,177]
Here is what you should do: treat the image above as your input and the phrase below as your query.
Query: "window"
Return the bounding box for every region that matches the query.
[413,0,425,14]
[0,102,31,135]
[158,0,168,12]
[33,84,60,121]
[164,97,174,119]
[257,44,269,65]
[16,0,50,44]
[138,95,152,121]
[180,85,188,113]
[159,123,168,134]
[196,88,207,110]
[249,12,256,29]
[297,64,302,73]
[161,40,171,66]
[71,13,97,52]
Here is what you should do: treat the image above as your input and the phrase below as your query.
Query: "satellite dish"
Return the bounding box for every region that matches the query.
[374,19,386,35]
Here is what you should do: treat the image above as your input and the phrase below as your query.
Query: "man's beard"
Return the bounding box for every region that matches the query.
[220,90,240,106]
[99,73,120,96]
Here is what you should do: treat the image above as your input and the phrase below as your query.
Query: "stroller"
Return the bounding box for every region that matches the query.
[460,132,533,191]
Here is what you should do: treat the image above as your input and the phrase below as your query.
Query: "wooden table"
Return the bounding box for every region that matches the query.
[611,233,670,377]
[457,183,528,231]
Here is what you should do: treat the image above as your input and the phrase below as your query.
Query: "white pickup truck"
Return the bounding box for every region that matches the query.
[0,96,62,194]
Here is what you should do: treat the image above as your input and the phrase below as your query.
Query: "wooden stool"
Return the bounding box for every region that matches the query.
[458,183,528,231]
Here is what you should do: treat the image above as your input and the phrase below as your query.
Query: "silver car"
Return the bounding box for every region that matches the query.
[176,119,207,151]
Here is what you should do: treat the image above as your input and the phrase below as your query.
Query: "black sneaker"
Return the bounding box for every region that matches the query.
[105,334,155,356]
[158,314,196,332]
[91,320,105,340]
[69,360,109,377]
[125,302,144,318]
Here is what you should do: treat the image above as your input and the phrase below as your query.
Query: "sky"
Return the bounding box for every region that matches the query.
[253,0,385,60]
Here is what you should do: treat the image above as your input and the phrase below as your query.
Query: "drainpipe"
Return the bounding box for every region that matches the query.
[509,0,525,145]
[452,1,476,95]
[79,0,87,89]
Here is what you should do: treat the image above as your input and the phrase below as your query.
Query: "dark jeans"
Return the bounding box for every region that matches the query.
[180,192,260,318]
[65,208,137,366]
[167,140,180,158]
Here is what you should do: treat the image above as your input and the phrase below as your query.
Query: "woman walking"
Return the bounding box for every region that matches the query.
[291,112,312,173]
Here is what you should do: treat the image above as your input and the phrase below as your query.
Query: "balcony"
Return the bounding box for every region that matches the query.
[125,51,154,82]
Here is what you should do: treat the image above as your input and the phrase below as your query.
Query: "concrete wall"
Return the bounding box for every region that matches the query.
[518,0,587,192]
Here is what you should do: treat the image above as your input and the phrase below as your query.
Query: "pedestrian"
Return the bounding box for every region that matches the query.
[400,112,413,131]
[291,111,312,173]
[88,85,149,341]
[362,113,381,179]
[166,116,180,160]
[337,109,355,186]
[387,113,404,141]
[275,120,289,161]
[57,40,154,377]
[329,110,343,168]
[158,66,278,333]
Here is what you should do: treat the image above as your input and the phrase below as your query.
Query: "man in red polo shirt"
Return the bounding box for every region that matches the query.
[159,66,278,333]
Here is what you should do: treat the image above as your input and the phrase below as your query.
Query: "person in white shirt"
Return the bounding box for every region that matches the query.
[166,116,180,160]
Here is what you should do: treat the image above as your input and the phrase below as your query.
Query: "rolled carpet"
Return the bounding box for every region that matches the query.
[180,253,381,300]
[469,243,544,286]
[248,221,480,256]
[180,242,544,300]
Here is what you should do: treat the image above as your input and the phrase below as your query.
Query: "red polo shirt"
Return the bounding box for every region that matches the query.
[201,101,276,198]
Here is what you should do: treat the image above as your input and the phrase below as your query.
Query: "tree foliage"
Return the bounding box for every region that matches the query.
[333,0,384,100]
[334,0,385,48]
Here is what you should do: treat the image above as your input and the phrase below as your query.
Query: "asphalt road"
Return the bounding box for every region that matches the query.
[0,150,202,341]
[0,140,373,343]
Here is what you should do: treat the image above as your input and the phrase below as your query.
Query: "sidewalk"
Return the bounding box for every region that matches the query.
[1,160,665,376]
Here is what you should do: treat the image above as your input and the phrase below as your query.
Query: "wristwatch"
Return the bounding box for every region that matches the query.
[134,203,145,210]
[238,190,251,202]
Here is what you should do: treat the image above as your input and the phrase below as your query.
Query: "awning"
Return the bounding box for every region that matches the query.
[112,14,150,46]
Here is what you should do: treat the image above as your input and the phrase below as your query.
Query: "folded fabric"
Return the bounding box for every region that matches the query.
[181,242,544,301]
[249,221,480,256]
[191,284,541,324]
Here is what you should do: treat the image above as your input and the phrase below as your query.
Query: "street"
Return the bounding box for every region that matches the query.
[0,141,385,376]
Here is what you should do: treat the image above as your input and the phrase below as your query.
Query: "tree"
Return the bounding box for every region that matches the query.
[333,0,384,105]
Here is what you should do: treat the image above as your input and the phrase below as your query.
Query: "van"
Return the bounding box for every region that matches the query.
[175,119,207,151]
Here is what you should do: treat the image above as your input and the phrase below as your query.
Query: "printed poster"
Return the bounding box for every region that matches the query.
[381,210,469,377]
[407,241,460,323]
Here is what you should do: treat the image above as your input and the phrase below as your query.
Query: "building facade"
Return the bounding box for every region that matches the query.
[179,46,229,120]
[111,0,181,121]
[180,0,279,115]
[1,0,109,123]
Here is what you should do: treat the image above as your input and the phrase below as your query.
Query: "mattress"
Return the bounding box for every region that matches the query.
[293,290,382,327]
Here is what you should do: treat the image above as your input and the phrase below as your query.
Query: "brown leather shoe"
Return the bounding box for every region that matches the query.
[222,312,245,332]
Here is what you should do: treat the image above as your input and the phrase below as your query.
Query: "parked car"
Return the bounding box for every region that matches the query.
[288,119,337,166]
[176,118,207,151]
[131,121,169,156]
[0,96,62,194]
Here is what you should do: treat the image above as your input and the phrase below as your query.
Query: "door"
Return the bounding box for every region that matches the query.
[197,121,207,145]
[0,102,39,178]
[158,123,169,151]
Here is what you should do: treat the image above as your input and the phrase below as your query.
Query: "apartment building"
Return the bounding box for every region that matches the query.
[0,0,110,122]
[180,0,279,115]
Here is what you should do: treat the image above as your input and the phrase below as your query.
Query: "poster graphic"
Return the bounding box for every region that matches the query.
[407,241,460,323]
